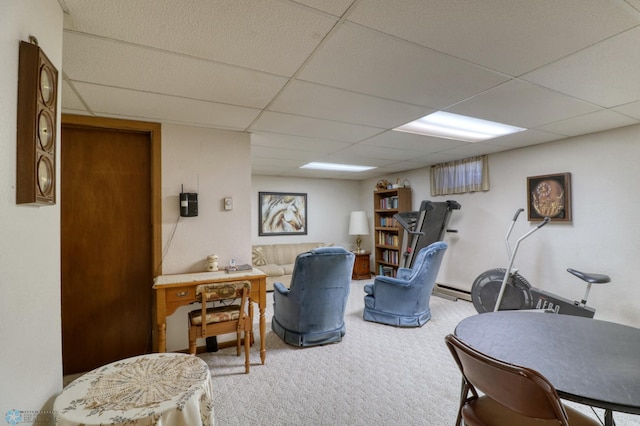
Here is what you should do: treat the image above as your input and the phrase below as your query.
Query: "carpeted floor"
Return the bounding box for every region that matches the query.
[198,280,639,426]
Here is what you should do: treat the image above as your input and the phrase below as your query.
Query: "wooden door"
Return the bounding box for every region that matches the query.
[61,117,160,375]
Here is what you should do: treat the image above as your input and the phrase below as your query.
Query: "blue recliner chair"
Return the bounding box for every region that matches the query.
[272,246,355,347]
[363,241,448,327]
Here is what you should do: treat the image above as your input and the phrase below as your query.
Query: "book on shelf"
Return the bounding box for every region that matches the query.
[381,249,399,264]
[379,196,400,209]
[380,266,395,277]
[377,231,399,246]
[379,217,398,227]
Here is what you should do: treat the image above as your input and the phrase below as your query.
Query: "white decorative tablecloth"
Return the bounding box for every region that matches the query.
[54,353,213,425]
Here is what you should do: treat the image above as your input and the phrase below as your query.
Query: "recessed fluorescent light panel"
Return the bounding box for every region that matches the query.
[300,162,376,172]
[393,111,526,142]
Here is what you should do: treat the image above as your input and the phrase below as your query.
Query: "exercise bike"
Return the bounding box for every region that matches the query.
[471,208,610,318]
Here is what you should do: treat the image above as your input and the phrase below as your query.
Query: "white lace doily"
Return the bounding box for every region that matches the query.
[84,355,207,410]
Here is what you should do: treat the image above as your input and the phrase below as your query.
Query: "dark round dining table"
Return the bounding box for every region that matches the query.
[454,311,640,426]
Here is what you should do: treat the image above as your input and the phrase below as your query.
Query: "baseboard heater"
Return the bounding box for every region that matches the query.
[434,283,472,302]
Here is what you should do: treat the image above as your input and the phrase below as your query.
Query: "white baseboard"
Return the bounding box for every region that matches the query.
[434,283,472,302]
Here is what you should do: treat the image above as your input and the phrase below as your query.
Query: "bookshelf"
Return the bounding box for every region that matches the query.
[373,188,412,277]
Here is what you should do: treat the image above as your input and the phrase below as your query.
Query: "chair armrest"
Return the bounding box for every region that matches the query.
[373,275,412,287]
[396,268,412,280]
[364,283,374,295]
[273,281,290,296]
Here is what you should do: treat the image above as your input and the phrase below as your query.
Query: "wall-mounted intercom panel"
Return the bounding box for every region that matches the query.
[180,192,198,217]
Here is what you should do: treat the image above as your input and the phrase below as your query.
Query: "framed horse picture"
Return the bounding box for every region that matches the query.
[258,192,307,236]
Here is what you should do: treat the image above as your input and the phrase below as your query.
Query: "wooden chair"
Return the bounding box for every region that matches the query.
[188,280,253,373]
[444,334,600,426]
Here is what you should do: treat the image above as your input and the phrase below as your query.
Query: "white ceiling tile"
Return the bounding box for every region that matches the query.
[318,152,389,167]
[537,110,639,137]
[486,129,567,149]
[270,80,432,128]
[63,32,288,109]
[250,146,323,161]
[613,100,640,120]
[405,152,471,166]
[336,144,428,161]
[375,162,431,175]
[294,0,354,16]
[349,0,638,76]
[251,132,352,152]
[624,0,640,13]
[73,82,260,130]
[298,22,509,108]
[437,142,511,158]
[448,80,600,128]
[63,0,338,76]
[360,130,467,152]
[522,27,640,108]
[250,111,382,142]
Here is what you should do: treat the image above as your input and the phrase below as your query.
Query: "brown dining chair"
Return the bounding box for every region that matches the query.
[444,334,600,426]
[188,280,253,373]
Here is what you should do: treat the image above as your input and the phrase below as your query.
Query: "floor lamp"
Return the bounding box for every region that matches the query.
[349,211,369,253]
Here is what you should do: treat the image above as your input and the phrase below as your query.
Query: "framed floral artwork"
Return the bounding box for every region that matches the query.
[258,192,307,236]
[527,173,571,222]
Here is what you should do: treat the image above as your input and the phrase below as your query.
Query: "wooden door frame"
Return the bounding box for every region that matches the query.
[61,114,162,280]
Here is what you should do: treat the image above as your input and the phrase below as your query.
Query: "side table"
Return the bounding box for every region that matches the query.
[54,353,214,425]
[352,251,371,280]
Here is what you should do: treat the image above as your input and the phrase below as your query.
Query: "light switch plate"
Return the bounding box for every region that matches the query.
[224,197,233,211]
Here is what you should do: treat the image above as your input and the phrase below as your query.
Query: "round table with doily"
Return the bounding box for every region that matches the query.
[54,353,213,426]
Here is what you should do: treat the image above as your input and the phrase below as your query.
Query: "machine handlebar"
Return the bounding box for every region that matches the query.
[512,208,525,221]
[537,217,550,228]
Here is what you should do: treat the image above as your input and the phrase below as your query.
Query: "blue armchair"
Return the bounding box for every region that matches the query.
[272,246,355,347]
[363,241,448,327]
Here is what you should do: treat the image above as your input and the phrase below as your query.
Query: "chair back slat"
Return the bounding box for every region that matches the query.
[196,281,251,302]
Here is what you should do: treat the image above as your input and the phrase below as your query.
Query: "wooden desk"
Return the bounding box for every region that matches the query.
[455,311,640,426]
[153,269,268,364]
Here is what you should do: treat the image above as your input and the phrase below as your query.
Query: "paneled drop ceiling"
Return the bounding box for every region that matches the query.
[60,0,640,180]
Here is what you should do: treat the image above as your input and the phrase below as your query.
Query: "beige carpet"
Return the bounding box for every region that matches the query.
[198,280,638,426]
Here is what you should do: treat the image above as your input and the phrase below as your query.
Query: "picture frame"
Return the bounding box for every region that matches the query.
[527,173,571,222]
[258,192,307,236]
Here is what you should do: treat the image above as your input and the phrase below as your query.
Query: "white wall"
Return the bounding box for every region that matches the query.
[0,0,63,420]
[159,124,252,351]
[362,124,640,327]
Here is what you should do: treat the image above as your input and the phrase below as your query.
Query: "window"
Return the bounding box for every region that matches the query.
[430,155,489,196]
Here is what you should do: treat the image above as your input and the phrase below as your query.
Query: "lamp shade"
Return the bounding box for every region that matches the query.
[348,211,369,235]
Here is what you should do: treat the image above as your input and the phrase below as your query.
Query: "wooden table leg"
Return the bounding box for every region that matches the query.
[158,323,166,353]
[155,288,168,353]
[260,304,266,364]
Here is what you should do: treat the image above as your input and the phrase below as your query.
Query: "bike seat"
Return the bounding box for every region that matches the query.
[567,268,611,284]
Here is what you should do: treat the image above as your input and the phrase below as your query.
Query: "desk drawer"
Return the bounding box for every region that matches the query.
[165,287,197,303]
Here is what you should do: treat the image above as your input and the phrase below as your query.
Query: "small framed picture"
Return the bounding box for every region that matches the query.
[527,173,571,222]
[258,192,307,236]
